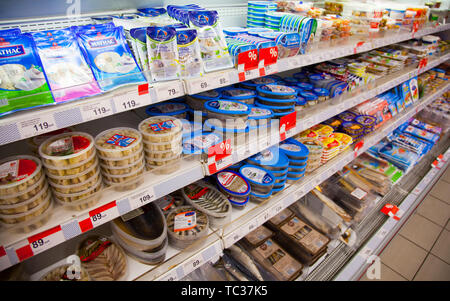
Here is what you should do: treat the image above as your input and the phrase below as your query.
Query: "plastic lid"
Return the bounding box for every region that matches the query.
[223,27,248,36]
[313,88,330,96]
[228,195,249,206]
[247,145,289,169]
[182,132,223,154]
[279,138,309,158]
[0,156,41,188]
[216,170,250,197]
[239,164,275,187]
[256,94,296,104]
[95,127,142,153]
[273,109,295,117]
[254,100,295,111]
[282,77,300,85]
[248,105,274,120]
[299,91,318,101]
[250,190,272,198]
[309,73,326,81]
[191,90,221,100]
[296,97,306,106]
[256,84,297,97]
[288,157,308,165]
[242,77,279,88]
[220,87,256,100]
[338,111,357,122]
[139,116,182,136]
[204,100,251,115]
[355,115,376,126]
[297,82,314,90]
[146,102,188,116]
[39,132,93,161]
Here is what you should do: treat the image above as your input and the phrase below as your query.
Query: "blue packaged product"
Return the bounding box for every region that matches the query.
[256,84,297,99]
[129,27,148,72]
[146,26,180,82]
[181,120,202,138]
[257,32,300,58]
[204,99,251,129]
[399,80,413,108]
[0,33,54,117]
[240,76,280,90]
[288,157,308,167]
[240,164,275,195]
[203,119,250,136]
[286,174,304,182]
[254,100,295,111]
[403,125,440,144]
[297,82,313,91]
[378,142,419,171]
[91,16,114,23]
[0,28,21,37]
[272,167,289,178]
[31,29,73,42]
[391,133,427,156]
[408,118,442,135]
[34,38,102,103]
[216,169,251,199]
[176,28,203,79]
[299,91,318,105]
[249,190,272,202]
[247,28,273,37]
[272,185,285,193]
[77,26,146,92]
[71,23,115,34]
[146,102,189,119]
[247,145,290,171]
[228,195,250,207]
[221,87,256,104]
[182,131,223,155]
[280,138,309,160]
[137,7,167,16]
[223,27,248,36]
[288,163,306,173]
[282,77,300,86]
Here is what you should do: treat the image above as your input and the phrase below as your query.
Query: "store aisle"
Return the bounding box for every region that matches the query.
[361,165,450,281]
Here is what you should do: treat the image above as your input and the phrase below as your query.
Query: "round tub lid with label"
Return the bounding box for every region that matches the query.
[191,89,221,100]
[355,115,377,127]
[299,91,318,101]
[95,127,142,151]
[313,88,330,96]
[280,138,309,159]
[204,100,251,116]
[39,132,93,158]
[239,164,275,187]
[145,102,188,116]
[30,127,74,148]
[181,182,231,218]
[297,82,314,90]
[223,27,248,36]
[0,155,41,188]
[182,132,222,154]
[216,170,250,197]
[247,146,289,169]
[256,84,297,97]
[310,124,334,137]
[220,87,256,101]
[139,116,182,135]
[248,105,274,120]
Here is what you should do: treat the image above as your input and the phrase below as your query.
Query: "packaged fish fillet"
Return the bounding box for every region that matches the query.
[188,10,233,73]
[0,33,54,117]
[76,26,146,92]
[146,26,180,82]
[408,118,442,135]
[129,27,148,72]
[34,38,101,103]
[176,28,203,79]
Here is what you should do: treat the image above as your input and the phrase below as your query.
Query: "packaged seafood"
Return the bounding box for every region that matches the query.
[115,231,168,265]
[239,164,275,195]
[54,184,102,211]
[287,164,306,174]
[46,158,98,186]
[248,106,274,128]
[52,176,102,204]
[246,146,289,171]
[100,154,145,175]
[310,124,334,138]
[185,90,221,111]
[111,203,167,252]
[241,225,275,249]
[40,263,90,281]
[139,116,183,143]
[98,146,143,168]
[0,173,46,206]
[299,91,318,106]
[313,88,330,103]
[256,84,297,100]
[181,182,232,228]
[94,128,143,159]
[256,95,297,107]
[49,168,101,194]
[240,76,280,90]
[44,150,97,177]
[27,128,75,155]
[145,156,182,174]
[280,138,309,161]
[224,244,265,281]
[0,192,51,225]
[77,236,128,281]
[166,206,209,250]
[0,155,44,198]
[228,195,250,209]
[297,82,313,91]
[39,132,96,168]
[145,102,189,120]
[154,193,185,216]
[266,208,295,229]
[0,184,50,215]
[176,28,203,79]
[220,87,257,105]
[182,132,222,156]
[204,100,250,130]
[249,190,272,203]
[215,170,251,199]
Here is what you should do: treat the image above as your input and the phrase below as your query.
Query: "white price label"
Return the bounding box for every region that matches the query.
[90,209,116,228]
[28,228,65,256]
[243,69,259,81]
[292,56,303,68]
[296,188,306,199]
[304,55,313,65]
[264,64,278,75]
[247,220,258,233]
[226,231,243,248]
[271,204,284,216]
[155,82,183,101]
[18,115,57,139]
[129,188,156,210]
[376,228,389,240]
[257,211,271,225]
[113,91,145,113]
[359,246,373,260]
[184,254,204,275]
[80,99,113,121]
[158,270,179,281]
[215,73,231,87]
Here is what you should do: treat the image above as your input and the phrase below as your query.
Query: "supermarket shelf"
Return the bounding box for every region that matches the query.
[1,24,449,146]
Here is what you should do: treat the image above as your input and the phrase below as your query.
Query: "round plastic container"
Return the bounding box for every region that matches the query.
[146,157,181,175]
[98,146,143,168]
[216,170,250,199]
[220,87,257,105]
[341,121,364,138]
[103,163,144,184]
[240,76,280,90]
[94,127,143,159]
[46,159,99,186]
[39,132,95,168]
[0,155,43,197]
[204,100,250,130]
[52,176,102,203]
[246,146,289,171]
[279,138,309,160]
[248,105,274,127]
[254,100,295,113]
[300,91,318,106]
[223,27,248,36]
[297,82,314,91]
[139,116,183,145]
[182,132,222,155]
[239,164,275,194]
[0,192,51,225]
[114,231,168,265]
[249,190,272,203]
[100,154,145,175]
[256,84,297,99]
[271,166,288,178]
[27,127,74,155]
[313,88,330,102]
[272,185,285,194]
[44,150,97,177]
[274,172,288,183]
[166,206,209,250]
[257,95,297,107]
[54,185,102,211]
[288,157,308,167]
[144,144,182,159]
[143,136,182,152]
[186,90,221,111]
[203,120,249,143]
[228,195,249,209]
[49,168,101,194]
[0,172,46,206]
[0,184,50,215]
[145,102,189,120]
[311,124,334,138]
[337,111,357,122]
[286,174,304,184]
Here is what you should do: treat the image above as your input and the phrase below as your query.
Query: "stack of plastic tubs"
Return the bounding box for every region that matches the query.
[95,128,145,192]
[215,170,251,209]
[0,155,52,232]
[239,164,275,203]
[139,116,183,174]
[295,137,324,173]
[39,132,102,211]
[264,11,284,31]
[280,138,309,184]
[255,84,297,118]
[247,1,277,28]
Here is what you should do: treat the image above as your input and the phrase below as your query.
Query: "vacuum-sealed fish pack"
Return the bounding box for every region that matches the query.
[34,38,101,103]
[76,26,146,92]
[176,28,203,79]
[129,27,148,72]
[0,33,54,117]
[188,10,233,73]
[146,26,180,82]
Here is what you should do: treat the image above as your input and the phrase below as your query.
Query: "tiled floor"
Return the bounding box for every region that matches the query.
[361,165,450,281]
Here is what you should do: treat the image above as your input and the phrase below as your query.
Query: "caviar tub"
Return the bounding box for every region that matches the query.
[204,100,250,130]
[239,164,275,195]
[94,128,143,159]
[0,155,44,197]
[279,138,310,161]
[220,87,257,105]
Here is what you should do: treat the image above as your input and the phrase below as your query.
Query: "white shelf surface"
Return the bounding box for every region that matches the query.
[0,24,448,146]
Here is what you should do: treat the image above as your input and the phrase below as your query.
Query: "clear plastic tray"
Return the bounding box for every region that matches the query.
[0,173,46,206]
[114,232,168,266]
[142,136,182,152]
[52,177,102,203]
[100,154,144,175]
[146,158,182,174]
[0,184,50,215]
[103,164,145,184]
[138,116,183,144]
[49,168,101,194]
[98,145,143,168]
[46,158,99,186]
[94,127,143,158]
[0,192,51,226]
[144,146,183,160]
[0,155,43,196]
[43,150,97,177]
[39,132,95,168]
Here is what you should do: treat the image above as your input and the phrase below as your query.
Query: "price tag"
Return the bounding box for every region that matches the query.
[207,139,233,175]
[354,140,364,158]
[279,111,297,141]
[184,254,204,276]
[158,270,179,281]
[80,99,113,121]
[240,68,260,82]
[0,246,11,271]
[18,115,57,139]
[376,228,389,240]
[225,230,243,248]
[271,203,284,216]
[353,41,365,54]
[78,201,119,232]
[113,91,146,113]
[359,246,373,260]
[155,81,183,101]
[259,46,278,66]
[247,219,258,233]
[380,204,401,221]
[262,63,278,76]
[27,226,65,256]
[214,73,231,87]
[129,188,156,210]
[257,211,271,225]
[295,187,306,199]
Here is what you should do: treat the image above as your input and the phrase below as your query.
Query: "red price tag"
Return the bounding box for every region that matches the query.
[27,225,65,255]
[412,21,419,38]
[418,58,428,73]
[79,201,118,233]
[431,160,441,170]
[353,140,364,158]
[138,83,149,96]
[279,111,297,141]
[380,204,401,221]
[207,139,233,174]
[353,41,365,54]
[0,246,11,271]
[437,154,445,162]
[258,46,278,76]
[237,49,259,82]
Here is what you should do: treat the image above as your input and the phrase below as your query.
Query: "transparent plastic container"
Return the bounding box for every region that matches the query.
[54,185,102,211]
[0,192,51,225]
[49,169,101,194]
[0,155,43,196]
[94,127,143,159]
[138,116,183,144]
[143,137,182,153]
[103,163,145,184]
[39,132,95,168]
[0,184,50,215]
[114,232,168,265]
[144,147,183,160]
[98,145,143,168]
[0,173,46,206]
[52,177,102,203]
[39,261,90,281]
[44,150,97,177]
[100,154,144,175]
[46,159,99,186]
[146,157,182,175]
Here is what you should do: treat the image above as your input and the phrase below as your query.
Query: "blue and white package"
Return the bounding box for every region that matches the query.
[0,28,21,37]
[223,27,248,36]
[257,32,301,58]
[279,138,309,161]
[220,87,256,104]
[34,38,101,103]
[239,164,275,194]
[77,26,146,92]
[130,27,148,72]
[31,29,73,42]
[182,131,222,154]
[137,7,167,16]
[176,28,203,79]
[188,10,234,73]
[146,26,180,82]
[378,142,419,171]
[391,133,426,156]
[247,145,289,171]
[408,118,442,135]
[71,23,115,34]
[403,125,440,144]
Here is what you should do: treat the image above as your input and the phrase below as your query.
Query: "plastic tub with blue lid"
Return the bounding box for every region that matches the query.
[313,88,330,102]
[280,138,309,161]
[223,27,248,36]
[271,166,289,178]
[182,131,222,155]
[204,100,250,130]
[273,109,295,118]
[300,91,318,106]
[186,90,221,111]
[297,82,314,91]
[272,185,285,194]
[216,169,251,199]
[256,95,297,107]
[247,14,266,21]
[228,195,249,209]
[274,171,288,183]
[188,108,207,119]
[288,164,306,173]
[286,174,304,184]
[249,190,272,203]
[282,77,301,86]
[288,156,308,167]
[287,169,305,178]
[246,145,289,171]
[295,97,307,112]
[146,102,189,119]
[247,105,274,129]
[240,76,280,90]
[254,101,295,113]
[220,87,257,105]
[239,164,275,194]
[256,84,297,100]
[203,120,249,143]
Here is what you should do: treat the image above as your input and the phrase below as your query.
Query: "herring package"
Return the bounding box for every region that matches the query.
[176,28,203,79]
